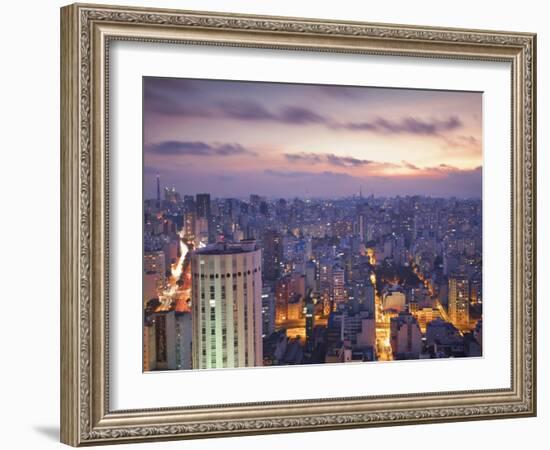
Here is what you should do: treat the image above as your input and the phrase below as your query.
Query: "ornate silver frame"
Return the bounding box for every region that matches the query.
[60,3,536,446]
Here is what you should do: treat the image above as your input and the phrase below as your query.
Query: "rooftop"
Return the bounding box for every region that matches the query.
[194,240,259,255]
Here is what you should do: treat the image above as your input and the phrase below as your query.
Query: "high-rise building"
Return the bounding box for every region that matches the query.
[274,273,305,322]
[425,318,462,347]
[425,318,464,357]
[470,275,482,304]
[184,195,196,213]
[305,260,317,292]
[194,217,209,247]
[356,315,376,349]
[196,193,211,220]
[143,251,166,306]
[249,194,261,212]
[318,259,334,314]
[144,250,165,274]
[195,193,212,242]
[319,259,333,295]
[448,274,470,328]
[474,319,483,347]
[156,174,161,209]
[262,229,283,282]
[363,279,376,317]
[164,186,180,203]
[149,310,192,371]
[356,204,367,242]
[183,211,196,240]
[332,265,346,306]
[143,319,156,371]
[191,240,263,369]
[261,287,275,338]
[304,290,316,348]
[259,201,269,216]
[332,310,375,348]
[390,312,422,359]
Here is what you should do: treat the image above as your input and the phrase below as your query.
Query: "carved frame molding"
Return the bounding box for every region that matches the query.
[60,3,536,446]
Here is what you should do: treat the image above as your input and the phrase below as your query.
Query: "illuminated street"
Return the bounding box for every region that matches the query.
[374,288,393,361]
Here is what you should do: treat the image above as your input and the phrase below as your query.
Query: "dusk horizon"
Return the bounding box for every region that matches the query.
[145,188,483,201]
[144,77,482,199]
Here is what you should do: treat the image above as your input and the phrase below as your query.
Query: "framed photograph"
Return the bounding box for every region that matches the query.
[60,3,536,446]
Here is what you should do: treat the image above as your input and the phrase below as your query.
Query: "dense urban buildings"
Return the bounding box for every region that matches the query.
[143,188,483,370]
[142,77,482,371]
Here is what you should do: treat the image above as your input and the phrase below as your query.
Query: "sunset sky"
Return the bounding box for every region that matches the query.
[143,77,482,199]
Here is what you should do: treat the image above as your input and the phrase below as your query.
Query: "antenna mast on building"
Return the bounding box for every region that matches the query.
[156,174,161,208]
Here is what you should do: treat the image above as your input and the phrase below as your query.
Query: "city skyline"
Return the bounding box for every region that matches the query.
[144,77,482,199]
[149,180,483,202]
[144,190,483,371]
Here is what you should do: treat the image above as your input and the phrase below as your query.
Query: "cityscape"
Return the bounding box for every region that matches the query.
[143,77,482,371]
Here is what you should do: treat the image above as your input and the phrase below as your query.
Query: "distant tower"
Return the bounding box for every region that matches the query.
[262,229,283,282]
[332,265,345,306]
[156,174,161,209]
[448,274,470,329]
[304,289,316,349]
[195,193,213,242]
